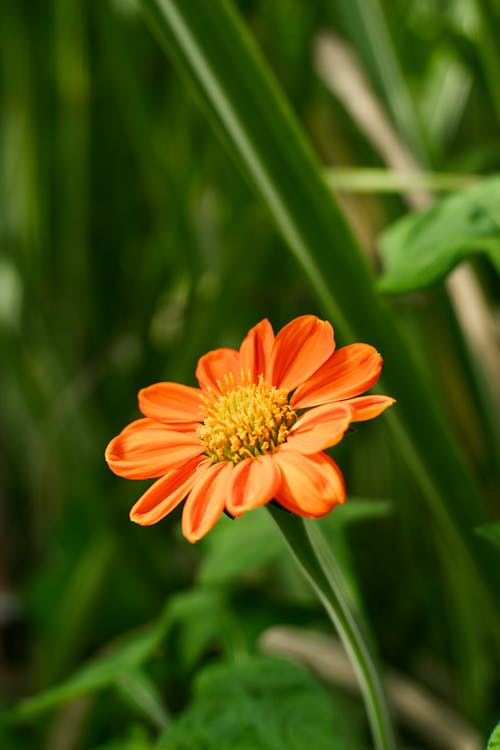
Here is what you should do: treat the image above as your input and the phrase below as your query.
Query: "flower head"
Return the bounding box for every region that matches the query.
[105,316,395,542]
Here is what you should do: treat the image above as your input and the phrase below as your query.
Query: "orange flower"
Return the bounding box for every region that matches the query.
[105,316,395,542]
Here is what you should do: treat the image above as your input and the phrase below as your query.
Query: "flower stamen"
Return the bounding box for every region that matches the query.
[198,375,297,464]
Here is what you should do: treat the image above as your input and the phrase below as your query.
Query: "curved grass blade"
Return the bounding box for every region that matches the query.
[136,0,499,609]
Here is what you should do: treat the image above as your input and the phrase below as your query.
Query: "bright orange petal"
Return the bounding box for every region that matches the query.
[273,451,345,517]
[195,348,240,393]
[129,456,206,525]
[270,315,335,392]
[181,461,233,542]
[346,395,396,422]
[115,417,156,432]
[226,454,280,516]
[282,403,351,454]
[292,343,383,408]
[239,318,274,383]
[138,382,202,425]
[105,419,203,479]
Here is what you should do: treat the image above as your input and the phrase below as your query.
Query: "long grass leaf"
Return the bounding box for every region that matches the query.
[136,0,499,608]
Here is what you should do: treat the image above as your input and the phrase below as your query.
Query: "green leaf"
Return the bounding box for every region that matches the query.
[7,589,235,722]
[116,669,171,731]
[8,605,171,720]
[475,522,500,553]
[89,725,155,750]
[198,509,283,586]
[487,722,500,750]
[378,176,500,293]
[168,588,234,669]
[157,656,356,750]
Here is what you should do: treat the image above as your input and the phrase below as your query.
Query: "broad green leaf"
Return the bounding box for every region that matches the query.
[198,508,283,586]
[9,604,171,719]
[378,176,500,293]
[487,722,500,750]
[157,656,357,750]
[475,522,500,553]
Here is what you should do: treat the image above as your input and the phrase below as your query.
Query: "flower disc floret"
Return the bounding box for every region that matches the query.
[198,376,297,463]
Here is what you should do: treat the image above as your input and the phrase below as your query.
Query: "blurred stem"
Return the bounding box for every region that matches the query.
[325,168,479,193]
[268,505,398,750]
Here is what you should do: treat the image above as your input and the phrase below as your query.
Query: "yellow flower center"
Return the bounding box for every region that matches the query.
[198,375,297,464]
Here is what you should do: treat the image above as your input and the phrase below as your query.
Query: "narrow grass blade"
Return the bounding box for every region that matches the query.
[136,0,500,611]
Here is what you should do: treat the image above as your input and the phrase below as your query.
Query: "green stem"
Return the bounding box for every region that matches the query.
[268,505,397,750]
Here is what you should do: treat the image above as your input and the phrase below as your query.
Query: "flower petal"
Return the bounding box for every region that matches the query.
[195,348,241,393]
[226,454,280,516]
[292,344,383,409]
[270,315,335,392]
[182,461,233,542]
[129,456,206,525]
[239,318,274,383]
[282,403,351,454]
[105,419,203,479]
[346,395,396,422]
[114,417,155,432]
[273,451,345,517]
[138,382,203,425]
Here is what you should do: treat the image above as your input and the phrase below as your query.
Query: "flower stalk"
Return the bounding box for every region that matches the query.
[268,504,398,750]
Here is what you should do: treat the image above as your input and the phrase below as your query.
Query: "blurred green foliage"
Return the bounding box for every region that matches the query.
[379,175,500,292]
[487,722,500,750]
[1,0,499,748]
[156,656,355,750]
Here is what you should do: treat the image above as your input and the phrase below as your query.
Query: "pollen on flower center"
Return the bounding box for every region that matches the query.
[197,375,297,464]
